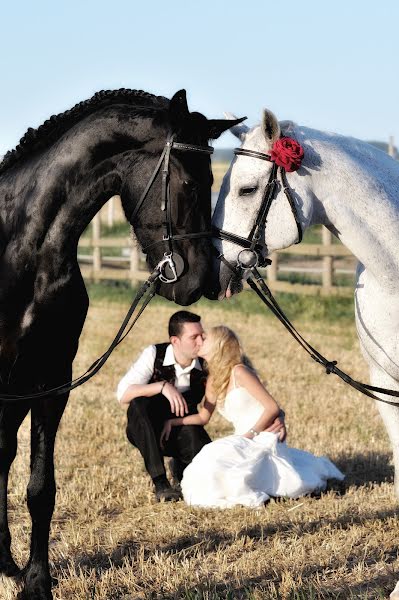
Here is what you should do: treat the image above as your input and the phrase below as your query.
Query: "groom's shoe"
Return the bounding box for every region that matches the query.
[153,476,182,502]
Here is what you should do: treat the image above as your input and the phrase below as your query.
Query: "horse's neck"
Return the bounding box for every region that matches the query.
[303,131,399,285]
[1,112,149,260]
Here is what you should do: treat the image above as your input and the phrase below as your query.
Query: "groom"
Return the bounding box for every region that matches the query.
[117,310,211,501]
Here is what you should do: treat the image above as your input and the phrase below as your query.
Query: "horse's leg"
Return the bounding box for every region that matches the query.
[0,401,30,576]
[17,395,67,600]
[368,363,399,499]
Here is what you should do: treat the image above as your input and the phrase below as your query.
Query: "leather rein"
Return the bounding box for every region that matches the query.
[0,135,214,403]
[213,145,399,407]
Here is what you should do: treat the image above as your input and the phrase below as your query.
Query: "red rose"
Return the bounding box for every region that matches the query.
[270,137,304,172]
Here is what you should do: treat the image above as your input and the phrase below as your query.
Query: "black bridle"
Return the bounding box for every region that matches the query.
[212,144,399,407]
[0,134,214,402]
[213,146,302,272]
[130,133,214,283]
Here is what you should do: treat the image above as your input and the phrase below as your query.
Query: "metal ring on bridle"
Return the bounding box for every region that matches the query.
[157,252,185,284]
[236,248,259,269]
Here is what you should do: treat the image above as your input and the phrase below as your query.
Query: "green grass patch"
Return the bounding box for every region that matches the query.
[302,224,322,244]
[82,221,131,238]
[85,280,355,324]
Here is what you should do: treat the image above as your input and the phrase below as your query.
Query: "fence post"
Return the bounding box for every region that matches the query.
[322,226,333,292]
[267,252,278,287]
[92,214,101,282]
[130,244,139,289]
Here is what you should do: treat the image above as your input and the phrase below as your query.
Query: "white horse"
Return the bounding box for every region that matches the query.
[212,109,399,500]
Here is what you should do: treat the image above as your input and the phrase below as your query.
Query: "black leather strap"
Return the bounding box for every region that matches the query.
[130,143,168,223]
[0,270,160,402]
[235,148,272,161]
[247,269,399,406]
[172,142,213,154]
[280,169,303,244]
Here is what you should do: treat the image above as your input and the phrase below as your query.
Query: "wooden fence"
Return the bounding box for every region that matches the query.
[78,214,355,297]
[76,138,399,296]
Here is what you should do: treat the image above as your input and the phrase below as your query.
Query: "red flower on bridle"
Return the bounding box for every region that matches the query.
[270,137,304,172]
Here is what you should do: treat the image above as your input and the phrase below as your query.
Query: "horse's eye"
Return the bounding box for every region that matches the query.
[239,186,258,196]
[183,180,199,198]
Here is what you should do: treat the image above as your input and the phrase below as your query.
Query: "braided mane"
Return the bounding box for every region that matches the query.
[0,89,169,175]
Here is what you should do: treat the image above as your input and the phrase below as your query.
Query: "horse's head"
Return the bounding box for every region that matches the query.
[210,109,312,299]
[122,90,244,305]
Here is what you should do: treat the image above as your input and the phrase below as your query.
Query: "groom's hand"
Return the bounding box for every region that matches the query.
[162,382,189,416]
[265,409,286,441]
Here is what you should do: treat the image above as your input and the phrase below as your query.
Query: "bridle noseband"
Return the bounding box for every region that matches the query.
[130,133,214,284]
[213,145,303,273]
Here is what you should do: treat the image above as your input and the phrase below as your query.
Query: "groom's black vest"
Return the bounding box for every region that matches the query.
[149,343,207,414]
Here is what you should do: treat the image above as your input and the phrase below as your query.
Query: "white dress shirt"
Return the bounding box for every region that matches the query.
[116,344,202,403]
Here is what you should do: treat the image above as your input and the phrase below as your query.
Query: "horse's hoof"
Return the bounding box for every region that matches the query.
[17,587,53,600]
[0,557,21,577]
[16,572,53,600]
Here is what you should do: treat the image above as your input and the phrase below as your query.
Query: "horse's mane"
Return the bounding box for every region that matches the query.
[0,89,169,175]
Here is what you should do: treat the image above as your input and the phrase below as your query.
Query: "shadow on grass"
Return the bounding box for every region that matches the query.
[168,568,397,599]
[51,551,398,599]
[50,453,398,596]
[53,500,399,577]
[334,451,394,487]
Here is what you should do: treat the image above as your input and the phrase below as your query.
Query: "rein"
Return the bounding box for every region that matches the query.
[214,143,399,407]
[246,269,399,407]
[0,270,159,402]
[0,135,215,403]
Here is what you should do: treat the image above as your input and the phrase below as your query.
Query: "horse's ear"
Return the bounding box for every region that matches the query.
[169,90,189,129]
[207,116,247,140]
[224,112,249,141]
[262,109,280,144]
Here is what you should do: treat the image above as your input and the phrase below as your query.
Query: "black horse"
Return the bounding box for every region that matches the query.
[0,88,241,599]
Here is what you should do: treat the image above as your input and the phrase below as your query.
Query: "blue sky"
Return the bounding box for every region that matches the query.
[0,0,398,156]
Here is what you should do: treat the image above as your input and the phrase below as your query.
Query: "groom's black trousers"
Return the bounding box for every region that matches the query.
[126,393,211,480]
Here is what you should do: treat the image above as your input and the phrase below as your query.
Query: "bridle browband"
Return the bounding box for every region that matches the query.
[130,133,214,283]
[213,145,302,272]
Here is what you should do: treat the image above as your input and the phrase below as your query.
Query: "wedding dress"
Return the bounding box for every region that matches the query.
[181,375,344,508]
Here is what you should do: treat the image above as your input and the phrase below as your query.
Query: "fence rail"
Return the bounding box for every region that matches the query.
[78,215,355,296]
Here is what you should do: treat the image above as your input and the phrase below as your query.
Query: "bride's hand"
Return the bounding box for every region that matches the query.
[265,410,286,442]
[160,420,174,449]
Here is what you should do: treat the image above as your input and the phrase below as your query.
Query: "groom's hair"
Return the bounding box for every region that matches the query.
[169,311,201,338]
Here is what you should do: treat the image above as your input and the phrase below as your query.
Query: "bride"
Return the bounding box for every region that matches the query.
[160,326,344,508]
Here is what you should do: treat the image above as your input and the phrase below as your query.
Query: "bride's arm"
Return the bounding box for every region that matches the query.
[160,381,217,448]
[170,378,217,426]
[234,365,281,438]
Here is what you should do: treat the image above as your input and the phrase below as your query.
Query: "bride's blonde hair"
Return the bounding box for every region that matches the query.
[205,326,254,403]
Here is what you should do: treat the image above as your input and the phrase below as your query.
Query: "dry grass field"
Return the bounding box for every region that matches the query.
[1,289,399,599]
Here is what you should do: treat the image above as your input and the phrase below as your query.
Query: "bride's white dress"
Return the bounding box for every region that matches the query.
[181,383,344,508]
